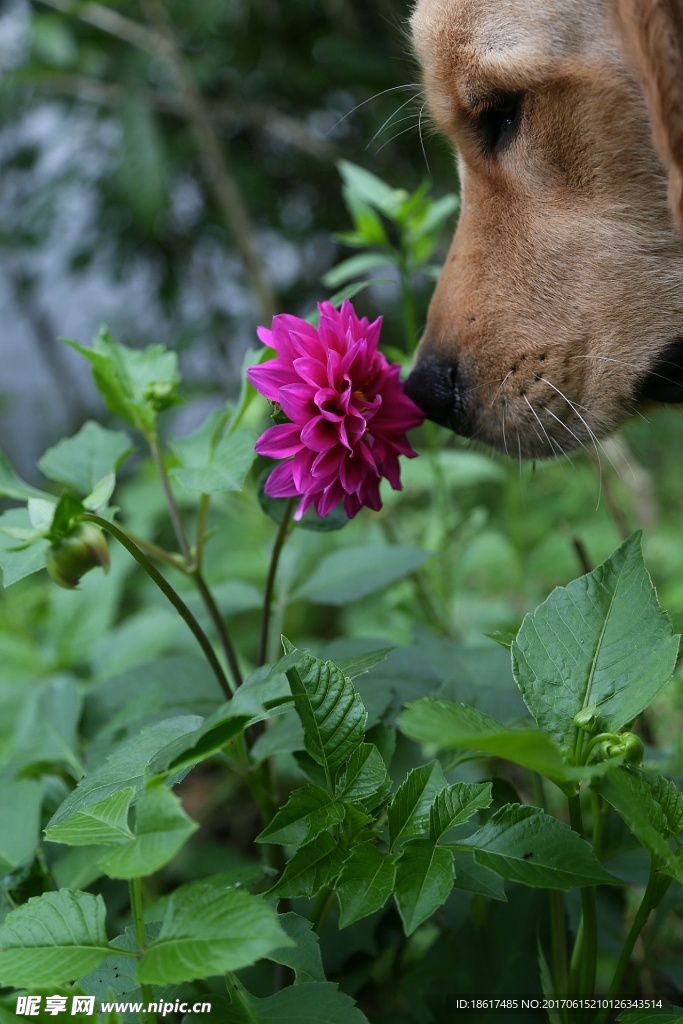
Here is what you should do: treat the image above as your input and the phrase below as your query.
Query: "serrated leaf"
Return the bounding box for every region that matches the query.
[62,328,181,438]
[0,781,42,871]
[398,699,575,784]
[257,785,345,847]
[458,804,619,889]
[336,743,391,811]
[266,913,326,984]
[222,981,370,1024]
[11,676,83,779]
[336,843,398,927]
[149,706,251,775]
[170,416,257,495]
[37,421,133,497]
[388,761,447,849]
[268,832,347,900]
[293,545,431,605]
[394,839,454,935]
[429,782,493,842]
[0,890,114,987]
[137,880,291,984]
[46,716,202,831]
[451,852,507,901]
[599,768,683,882]
[0,509,50,586]
[512,534,679,752]
[97,782,198,879]
[45,787,135,847]
[283,642,367,786]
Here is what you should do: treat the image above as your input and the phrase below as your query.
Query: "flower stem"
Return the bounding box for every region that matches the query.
[148,439,243,689]
[595,863,669,1022]
[568,793,597,996]
[129,878,157,1024]
[549,889,569,996]
[149,436,193,563]
[83,513,232,699]
[258,498,296,666]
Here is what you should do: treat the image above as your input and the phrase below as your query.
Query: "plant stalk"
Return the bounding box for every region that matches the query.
[258,498,296,666]
[595,864,667,1023]
[568,793,598,996]
[83,513,232,699]
[129,878,157,1024]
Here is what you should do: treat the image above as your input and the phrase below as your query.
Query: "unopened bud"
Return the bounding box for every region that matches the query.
[46,523,110,589]
[574,705,602,734]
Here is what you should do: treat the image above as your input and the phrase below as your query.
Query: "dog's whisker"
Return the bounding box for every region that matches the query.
[375,120,424,154]
[537,375,603,506]
[365,95,422,150]
[490,369,513,408]
[418,101,431,172]
[523,393,554,454]
[328,84,422,134]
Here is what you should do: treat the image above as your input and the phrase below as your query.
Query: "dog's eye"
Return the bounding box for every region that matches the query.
[476,95,522,153]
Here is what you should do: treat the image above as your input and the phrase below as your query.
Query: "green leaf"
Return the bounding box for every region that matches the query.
[0,890,114,987]
[283,642,367,785]
[0,509,50,586]
[388,761,447,849]
[451,852,507,901]
[293,544,431,605]
[394,839,455,935]
[0,450,52,502]
[0,781,42,871]
[222,981,370,1024]
[137,880,291,984]
[45,787,135,847]
[37,421,133,497]
[336,743,391,811]
[337,160,398,216]
[458,804,619,889]
[618,1009,683,1023]
[429,782,493,841]
[46,716,202,831]
[512,534,679,751]
[62,328,181,438]
[322,252,392,288]
[266,913,326,984]
[11,676,83,779]
[336,843,398,927]
[97,782,198,879]
[268,832,347,900]
[150,705,251,774]
[599,768,683,882]
[398,699,575,784]
[256,785,345,847]
[170,413,257,495]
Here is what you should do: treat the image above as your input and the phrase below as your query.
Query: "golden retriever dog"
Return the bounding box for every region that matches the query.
[404,0,683,458]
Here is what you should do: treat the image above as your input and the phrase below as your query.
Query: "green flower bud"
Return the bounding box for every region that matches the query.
[621,733,645,766]
[143,380,180,412]
[574,705,602,733]
[46,523,110,589]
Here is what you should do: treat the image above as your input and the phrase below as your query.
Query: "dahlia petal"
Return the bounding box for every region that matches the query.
[264,461,299,498]
[293,356,328,389]
[316,480,345,518]
[279,383,318,424]
[254,423,303,459]
[256,326,274,347]
[300,416,339,452]
[248,361,298,402]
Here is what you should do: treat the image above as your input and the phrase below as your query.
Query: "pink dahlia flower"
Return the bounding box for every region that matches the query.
[248,300,424,520]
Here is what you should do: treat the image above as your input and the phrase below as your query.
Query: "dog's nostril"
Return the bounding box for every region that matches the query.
[404,354,461,429]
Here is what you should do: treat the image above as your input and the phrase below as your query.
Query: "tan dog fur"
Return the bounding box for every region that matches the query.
[406,0,683,457]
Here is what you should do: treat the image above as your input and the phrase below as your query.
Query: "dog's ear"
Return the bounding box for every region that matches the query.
[609,0,683,232]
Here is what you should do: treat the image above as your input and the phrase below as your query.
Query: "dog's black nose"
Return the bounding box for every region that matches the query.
[404,354,465,432]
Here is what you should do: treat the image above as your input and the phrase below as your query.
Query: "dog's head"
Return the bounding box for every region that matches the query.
[405,0,683,457]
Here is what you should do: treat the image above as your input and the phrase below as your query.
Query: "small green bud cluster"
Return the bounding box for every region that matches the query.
[46,522,110,589]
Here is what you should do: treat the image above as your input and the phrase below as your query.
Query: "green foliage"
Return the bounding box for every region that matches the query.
[0,166,681,1022]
